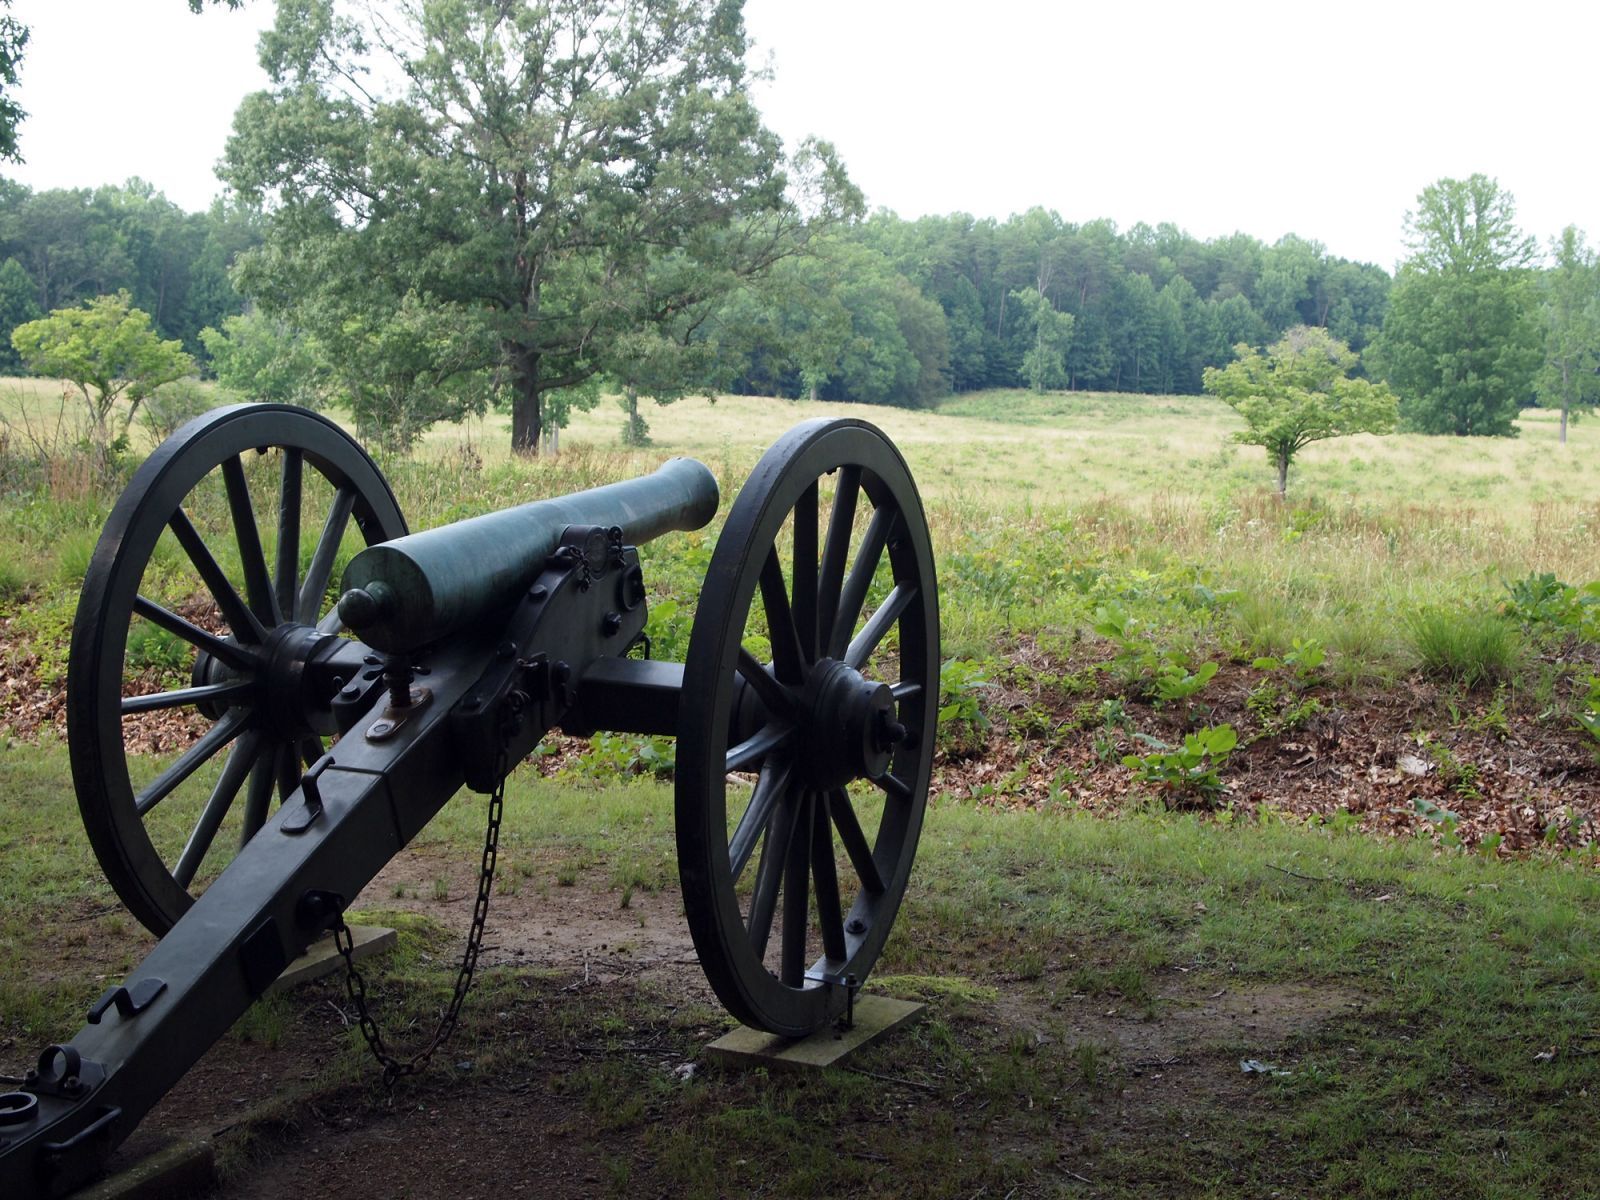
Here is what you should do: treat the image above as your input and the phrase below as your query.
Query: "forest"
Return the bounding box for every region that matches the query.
[0,178,1391,403]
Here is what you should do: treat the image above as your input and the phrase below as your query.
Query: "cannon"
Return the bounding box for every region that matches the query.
[0,404,938,1196]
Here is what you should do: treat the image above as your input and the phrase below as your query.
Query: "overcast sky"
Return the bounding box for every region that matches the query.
[5,0,1596,273]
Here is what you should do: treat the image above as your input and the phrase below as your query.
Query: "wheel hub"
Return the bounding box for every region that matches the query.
[793,658,903,790]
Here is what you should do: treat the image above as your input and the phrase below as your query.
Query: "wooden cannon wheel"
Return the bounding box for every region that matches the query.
[67,405,407,935]
[675,419,939,1037]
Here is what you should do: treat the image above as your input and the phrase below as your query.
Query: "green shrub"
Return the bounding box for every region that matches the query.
[140,379,219,442]
[1122,723,1237,805]
[937,658,993,756]
[0,552,29,602]
[125,622,188,674]
[1405,607,1523,690]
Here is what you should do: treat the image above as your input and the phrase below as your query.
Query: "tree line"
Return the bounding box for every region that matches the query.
[1,1,1595,456]
[0,179,258,370]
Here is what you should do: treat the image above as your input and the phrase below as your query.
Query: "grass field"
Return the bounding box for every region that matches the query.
[2,377,1599,1197]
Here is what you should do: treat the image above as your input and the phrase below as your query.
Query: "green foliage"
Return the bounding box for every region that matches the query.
[567,733,675,782]
[1536,226,1600,442]
[1405,606,1523,689]
[138,378,217,442]
[1372,175,1540,437]
[1245,679,1322,737]
[1121,723,1238,803]
[1500,572,1600,639]
[11,291,195,439]
[0,255,38,371]
[1008,286,1074,393]
[1203,325,1397,495]
[1251,636,1327,682]
[1578,678,1600,755]
[0,1,26,163]
[1092,601,1218,706]
[225,0,856,454]
[199,311,327,409]
[0,548,27,601]
[124,622,187,674]
[937,658,993,756]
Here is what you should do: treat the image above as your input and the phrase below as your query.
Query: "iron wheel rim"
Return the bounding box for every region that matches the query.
[67,403,406,935]
[675,419,938,1037]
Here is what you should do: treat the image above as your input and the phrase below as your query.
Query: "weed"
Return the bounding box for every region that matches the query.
[1093,601,1218,706]
[1578,674,1600,756]
[1501,571,1600,639]
[1417,735,1482,802]
[1252,635,1327,683]
[567,732,675,781]
[1245,678,1323,737]
[1122,723,1238,804]
[1406,606,1523,690]
[125,621,188,674]
[937,657,993,755]
[0,552,28,602]
[1448,688,1513,739]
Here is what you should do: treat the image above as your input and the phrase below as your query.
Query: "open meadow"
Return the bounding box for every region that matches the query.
[3,378,1599,1198]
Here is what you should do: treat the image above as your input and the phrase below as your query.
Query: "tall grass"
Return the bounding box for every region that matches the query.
[3,384,1598,688]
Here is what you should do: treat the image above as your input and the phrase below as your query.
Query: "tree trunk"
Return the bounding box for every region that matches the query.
[1276,451,1289,497]
[1561,361,1570,444]
[510,347,541,456]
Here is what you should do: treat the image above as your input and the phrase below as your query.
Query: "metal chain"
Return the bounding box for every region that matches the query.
[335,749,508,1089]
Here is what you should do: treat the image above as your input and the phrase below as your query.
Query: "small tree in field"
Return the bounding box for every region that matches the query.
[1204,326,1397,497]
[11,290,195,441]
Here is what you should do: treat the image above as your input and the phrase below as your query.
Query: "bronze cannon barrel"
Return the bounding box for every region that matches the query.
[338,457,719,652]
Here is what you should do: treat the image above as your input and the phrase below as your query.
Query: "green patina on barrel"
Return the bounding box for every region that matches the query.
[339,457,719,652]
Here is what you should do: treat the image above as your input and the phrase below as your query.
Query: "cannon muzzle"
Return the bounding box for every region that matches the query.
[339,457,718,651]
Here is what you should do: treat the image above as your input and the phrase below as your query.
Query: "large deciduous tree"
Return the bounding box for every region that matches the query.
[224,0,853,454]
[0,0,26,163]
[1535,225,1600,444]
[1371,175,1539,437]
[11,291,196,439]
[1009,286,1073,392]
[1203,326,1397,496]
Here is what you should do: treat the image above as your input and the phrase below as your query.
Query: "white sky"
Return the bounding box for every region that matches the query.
[5,0,1597,273]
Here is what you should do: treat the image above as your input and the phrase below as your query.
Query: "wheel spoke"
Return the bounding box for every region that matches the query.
[828,787,885,895]
[174,732,261,887]
[297,486,356,624]
[238,740,276,845]
[845,584,917,671]
[747,794,800,959]
[725,720,793,774]
[222,454,280,627]
[729,755,792,880]
[827,506,896,659]
[891,680,922,702]
[275,449,303,622]
[791,483,818,662]
[736,647,798,723]
[811,796,847,962]
[876,773,913,801]
[167,509,267,645]
[121,681,254,715]
[133,595,256,671]
[816,466,861,658]
[757,550,806,684]
[135,708,251,817]
[298,737,324,770]
[780,793,813,987]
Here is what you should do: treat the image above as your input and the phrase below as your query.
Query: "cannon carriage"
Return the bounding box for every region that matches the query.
[0,404,938,1196]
